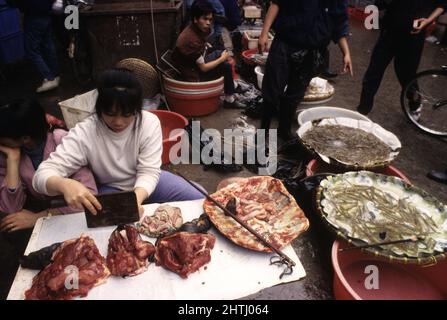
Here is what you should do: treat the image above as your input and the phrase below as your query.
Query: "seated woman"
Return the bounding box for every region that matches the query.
[171,0,246,109]
[33,68,204,215]
[0,99,97,233]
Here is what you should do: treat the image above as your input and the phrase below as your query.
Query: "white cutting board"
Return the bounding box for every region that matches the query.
[7,199,306,300]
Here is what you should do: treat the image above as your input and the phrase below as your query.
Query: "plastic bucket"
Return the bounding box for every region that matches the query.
[147,110,188,165]
[305,159,411,184]
[254,65,264,90]
[163,76,224,117]
[332,240,447,300]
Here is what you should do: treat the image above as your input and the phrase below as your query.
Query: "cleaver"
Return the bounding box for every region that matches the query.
[50,191,140,228]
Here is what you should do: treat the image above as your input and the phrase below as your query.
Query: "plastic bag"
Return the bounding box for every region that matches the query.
[185,122,243,173]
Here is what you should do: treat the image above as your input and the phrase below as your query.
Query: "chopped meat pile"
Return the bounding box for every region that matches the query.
[25,235,110,300]
[138,204,183,238]
[106,225,155,277]
[155,232,216,278]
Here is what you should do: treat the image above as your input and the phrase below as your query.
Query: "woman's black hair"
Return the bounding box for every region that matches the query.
[0,98,49,143]
[95,68,143,119]
[190,0,215,21]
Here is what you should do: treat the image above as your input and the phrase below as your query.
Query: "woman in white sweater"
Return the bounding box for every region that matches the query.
[33,68,203,214]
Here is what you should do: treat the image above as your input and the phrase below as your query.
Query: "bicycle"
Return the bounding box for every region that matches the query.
[401,65,447,137]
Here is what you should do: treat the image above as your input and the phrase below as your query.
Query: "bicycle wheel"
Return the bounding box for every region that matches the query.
[401,69,447,137]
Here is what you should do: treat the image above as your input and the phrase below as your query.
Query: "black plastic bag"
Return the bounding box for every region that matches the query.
[185,122,243,173]
[20,242,62,270]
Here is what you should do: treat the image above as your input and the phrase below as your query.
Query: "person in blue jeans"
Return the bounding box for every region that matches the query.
[219,0,241,32]
[206,0,226,46]
[15,0,60,93]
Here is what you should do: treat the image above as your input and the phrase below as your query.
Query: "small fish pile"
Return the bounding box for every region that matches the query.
[302,125,392,167]
[323,183,441,257]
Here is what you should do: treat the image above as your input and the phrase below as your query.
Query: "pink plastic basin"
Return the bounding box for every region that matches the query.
[163,76,224,117]
[306,159,411,184]
[148,110,188,165]
[332,240,447,300]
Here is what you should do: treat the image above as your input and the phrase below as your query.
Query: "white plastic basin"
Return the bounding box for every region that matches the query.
[297,106,371,126]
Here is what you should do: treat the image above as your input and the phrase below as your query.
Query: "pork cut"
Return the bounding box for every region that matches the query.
[106,225,155,277]
[25,235,110,300]
[155,232,215,278]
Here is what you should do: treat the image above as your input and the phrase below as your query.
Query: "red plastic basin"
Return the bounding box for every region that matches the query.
[148,110,188,165]
[241,48,258,66]
[332,240,447,300]
[163,76,224,117]
[306,159,411,184]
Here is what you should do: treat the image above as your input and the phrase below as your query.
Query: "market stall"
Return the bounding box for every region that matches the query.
[8,199,306,300]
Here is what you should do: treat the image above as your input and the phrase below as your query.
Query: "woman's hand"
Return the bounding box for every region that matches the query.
[220,50,230,62]
[60,179,102,214]
[0,145,20,162]
[134,187,148,218]
[258,34,269,53]
[138,205,145,218]
[0,145,21,189]
[342,54,354,76]
[411,18,430,34]
[0,210,42,233]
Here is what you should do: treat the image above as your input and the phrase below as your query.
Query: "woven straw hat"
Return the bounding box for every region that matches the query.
[116,58,159,98]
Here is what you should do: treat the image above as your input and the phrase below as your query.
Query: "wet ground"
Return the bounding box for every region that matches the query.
[1,18,446,300]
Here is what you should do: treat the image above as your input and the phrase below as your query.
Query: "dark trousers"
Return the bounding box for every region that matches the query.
[359,29,425,110]
[261,38,315,136]
[321,46,331,72]
[202,50,235,95]
[24,16,59,81]
[0,220,31,299]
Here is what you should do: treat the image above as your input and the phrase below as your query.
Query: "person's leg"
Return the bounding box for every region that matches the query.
[207,0,225,47]
[98,185,123,194]
[394,33,425,113]
[260,39,291,131]
[40,18,60,79]
[24,17,55,81]
[147,171,205,203]
[358,30,395,114]
[205,50,234,93]
[442,26,447,46]
[204,50,245,108]
[319,46,337,79]
[279,49,315,140]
